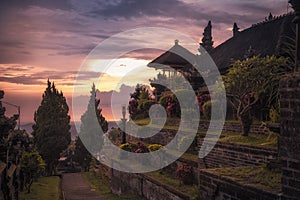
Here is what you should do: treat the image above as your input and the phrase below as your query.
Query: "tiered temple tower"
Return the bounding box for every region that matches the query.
[200,21,214,53]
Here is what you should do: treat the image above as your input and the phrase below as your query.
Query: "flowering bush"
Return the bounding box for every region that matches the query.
[197,93,211,114]
[128,98,138,119]
[175,163,193,185]
[159,94,180,117]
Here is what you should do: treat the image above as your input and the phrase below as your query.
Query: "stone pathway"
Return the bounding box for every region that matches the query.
[62,173,106,200]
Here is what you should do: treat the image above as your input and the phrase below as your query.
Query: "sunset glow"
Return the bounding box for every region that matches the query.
[0,0,288,123]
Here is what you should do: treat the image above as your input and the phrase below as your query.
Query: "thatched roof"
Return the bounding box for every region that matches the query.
[210,13,295,73]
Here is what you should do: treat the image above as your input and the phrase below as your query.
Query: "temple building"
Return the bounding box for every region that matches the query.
[147,12,295,97]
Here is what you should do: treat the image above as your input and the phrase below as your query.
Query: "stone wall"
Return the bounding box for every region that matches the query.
[198,121,272,135]
[141,129,177,146]
[111,168,190,200]
[199,141,277,169]
[163,120,272,135]
[279,75,300,199]
[199,170,280,200]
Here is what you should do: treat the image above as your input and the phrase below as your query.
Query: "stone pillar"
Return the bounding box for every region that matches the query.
[289,0,300,71]
[279,75,300,199]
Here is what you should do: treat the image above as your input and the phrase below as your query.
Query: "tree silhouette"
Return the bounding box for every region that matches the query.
[32,80,71,175]
[128,84,153,119]
[74,84,108,170]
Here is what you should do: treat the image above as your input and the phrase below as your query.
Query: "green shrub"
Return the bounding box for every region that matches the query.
[269,106,280,123]
[203,100,227,120]
[138,100,154,111]
[148,144,164,152]
[119,143,132,152]
[202,101,212,120]
[137,100,154,118]
[108,128,120,142]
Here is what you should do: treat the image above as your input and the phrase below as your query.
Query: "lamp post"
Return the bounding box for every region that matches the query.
[121,104,127,144]
[1,101,20,130]
[290,0,300,71]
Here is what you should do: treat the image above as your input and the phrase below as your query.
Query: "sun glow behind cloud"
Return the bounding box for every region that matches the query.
[71,57,158,94]
[91,58,151,76]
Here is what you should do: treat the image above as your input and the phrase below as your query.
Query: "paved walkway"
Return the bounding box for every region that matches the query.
[62,173,106,200]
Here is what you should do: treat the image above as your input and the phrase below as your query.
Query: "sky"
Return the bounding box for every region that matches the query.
[0,0,289,124]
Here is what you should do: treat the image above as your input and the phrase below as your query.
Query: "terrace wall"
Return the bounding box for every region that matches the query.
[199,141,277,169]
[199,170,280,200]
[110,166,190,200]
[126,121,274,146]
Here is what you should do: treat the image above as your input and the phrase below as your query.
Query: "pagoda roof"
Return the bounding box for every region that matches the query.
[147,41,196,70]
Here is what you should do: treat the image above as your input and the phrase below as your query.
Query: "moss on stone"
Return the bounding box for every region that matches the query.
[145,171,199,200]
[218,132,277,149]
[206,166,281,194]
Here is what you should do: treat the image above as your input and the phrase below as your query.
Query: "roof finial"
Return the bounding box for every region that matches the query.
[233,22,240,37]
[268,12,273,21]
[175,39,179,45]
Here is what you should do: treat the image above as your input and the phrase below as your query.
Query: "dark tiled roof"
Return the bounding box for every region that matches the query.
[210,13,295,72]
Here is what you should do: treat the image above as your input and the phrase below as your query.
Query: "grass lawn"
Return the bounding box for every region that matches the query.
[133,118,199,133]
[82,171,144,200]
[20,176,60,200]
[218,132,277,149]
[133,118,277,149]
[206,166,281,194]
[145,171,199,200]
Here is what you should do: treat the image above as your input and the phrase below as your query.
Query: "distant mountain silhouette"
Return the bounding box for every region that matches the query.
[20,122,79,140]
[21,121,117,140]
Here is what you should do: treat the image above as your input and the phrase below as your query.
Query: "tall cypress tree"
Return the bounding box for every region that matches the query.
[32,80,71,175]
[74,84,108,170]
